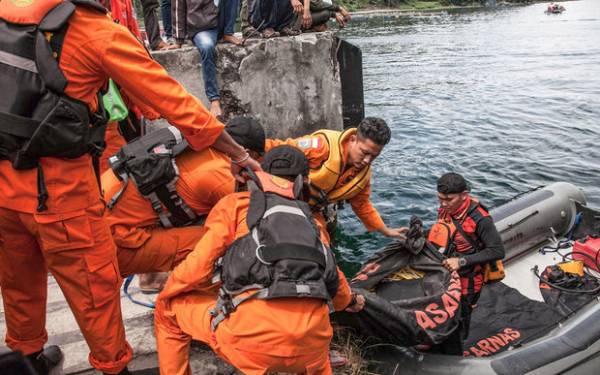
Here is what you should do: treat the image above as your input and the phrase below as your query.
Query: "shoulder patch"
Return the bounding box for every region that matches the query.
[297,137,321,150]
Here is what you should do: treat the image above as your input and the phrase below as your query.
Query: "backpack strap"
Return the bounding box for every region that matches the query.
[246,187,266,229]
[210,288,269,331]
[152,184,197,228]
[448,201,484,256]
[35,1,75,94]
[0,113,40,138]
[171,140,189,156]
[450,215,481,254]
[39,1,76,31]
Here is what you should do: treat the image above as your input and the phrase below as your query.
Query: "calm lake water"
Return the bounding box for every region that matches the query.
[335,0,600,274]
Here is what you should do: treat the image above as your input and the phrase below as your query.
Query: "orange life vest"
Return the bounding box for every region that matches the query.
[308,128,371,207]
[427,201,505,288]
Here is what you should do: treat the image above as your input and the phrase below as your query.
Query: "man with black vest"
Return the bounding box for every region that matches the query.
[154,145,365,374]
[102,117,266,291]
[427,173,505,354]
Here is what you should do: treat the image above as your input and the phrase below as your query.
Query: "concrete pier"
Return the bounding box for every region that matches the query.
[151,31,345,138]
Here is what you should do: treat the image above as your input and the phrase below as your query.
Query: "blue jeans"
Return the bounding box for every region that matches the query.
[161,0,172,38]
[219,0,240,36]
[192,0,240,102]
[193,29,220,102]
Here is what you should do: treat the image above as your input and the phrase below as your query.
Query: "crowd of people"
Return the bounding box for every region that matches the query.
[0,0,504,374]
[98,0,350,117]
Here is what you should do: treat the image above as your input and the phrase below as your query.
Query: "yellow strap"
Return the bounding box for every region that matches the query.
[383,267,425,281]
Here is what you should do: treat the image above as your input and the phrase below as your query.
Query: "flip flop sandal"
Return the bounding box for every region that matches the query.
[261,29,280,38]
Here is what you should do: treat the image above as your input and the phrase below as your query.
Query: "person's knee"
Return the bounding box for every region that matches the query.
[195,33,216,53]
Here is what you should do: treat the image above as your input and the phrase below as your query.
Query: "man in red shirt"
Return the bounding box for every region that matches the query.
[428,173,505,355]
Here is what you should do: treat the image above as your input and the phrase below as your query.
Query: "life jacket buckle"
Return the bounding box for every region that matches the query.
[255,244,272,265]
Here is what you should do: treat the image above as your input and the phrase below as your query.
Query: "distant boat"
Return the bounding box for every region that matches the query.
[546,3,566,14]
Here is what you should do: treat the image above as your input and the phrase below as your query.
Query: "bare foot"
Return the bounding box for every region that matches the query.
[163,43,182,50]
[261,27,279,38]
[339,5,351,21]
[210,100,222,117]
[153,40,171,51]
[138,272,169,293]
[222,34,243,45]
[335,13,347,28]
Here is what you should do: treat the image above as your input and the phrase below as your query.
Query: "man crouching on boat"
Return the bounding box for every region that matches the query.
[427,173,505,355]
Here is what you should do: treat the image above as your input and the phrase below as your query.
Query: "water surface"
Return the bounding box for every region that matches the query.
[335,1,600,273]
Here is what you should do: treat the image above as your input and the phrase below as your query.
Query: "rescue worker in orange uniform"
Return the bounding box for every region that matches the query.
[154,146,366,375]
[265,117,407,243]
[101,117,265,290]
[0,1,260,374]
[427,173,505,355]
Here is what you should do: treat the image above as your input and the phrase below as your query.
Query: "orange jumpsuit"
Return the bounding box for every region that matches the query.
[0,1,223,373]
[101,148,235,276]
[154,192,352,375]
[266,133,385,240]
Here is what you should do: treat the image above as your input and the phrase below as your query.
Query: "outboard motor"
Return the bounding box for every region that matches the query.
[491,182,586,262]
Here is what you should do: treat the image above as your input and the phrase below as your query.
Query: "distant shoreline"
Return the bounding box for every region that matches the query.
[349,5,481,20]
[347,1,566,19]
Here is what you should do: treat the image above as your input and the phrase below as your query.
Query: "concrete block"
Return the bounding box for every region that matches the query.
[151,32,343,138]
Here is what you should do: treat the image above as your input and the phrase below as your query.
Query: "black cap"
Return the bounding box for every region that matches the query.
[261,145,309,177]
[225,116,265,154]
[437,172,469,194]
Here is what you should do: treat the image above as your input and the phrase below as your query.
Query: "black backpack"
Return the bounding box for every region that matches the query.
[107,126,198,228]
[0,0,109,210]
[210,171,340,330]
